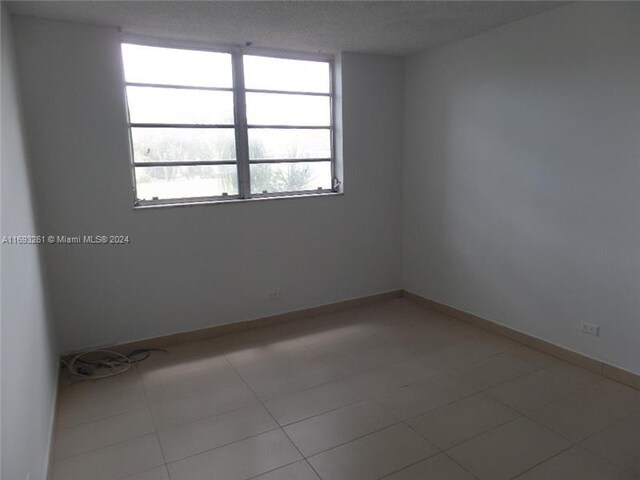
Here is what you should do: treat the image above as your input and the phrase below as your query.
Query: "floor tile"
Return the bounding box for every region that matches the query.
[447,418,571,480]
[225,341,318,377]
[309,424,437,480]
[121,466,170,480]
[56,384,147,429]
[137,340,225,372]
[581,411,640,477]
[251,460,321,480]
[167,429,302,480]
[485,364,601,413]
[528,382,640,442]
[514,446,635,480]
[58,369,142,404]
[348,359,441,396]
[142,358,242,402]
[420,340,505,372]
[140,353,230,383]
[52,434,164,480]
[377,374,477,419]
[509,345,564,369]
[324,344,415,376]
[382,454,476,480]
[308,424,438,480]
[452,353,539,390]
[303,327,388,358]
[550,362,603,384]
[471,333,520,352]
[409,394,518,450]
[55,408,155,460]
[242,360,342,400]
[158,404,277,462]
[264,379,364,426]
[591,378,640,405]
[387,323,469,355]
[149,381,258,430]
[284,399,398,456]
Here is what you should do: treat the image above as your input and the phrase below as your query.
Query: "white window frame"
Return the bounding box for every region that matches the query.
[120,35,339,208]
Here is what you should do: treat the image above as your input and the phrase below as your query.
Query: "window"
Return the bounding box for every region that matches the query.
[121,41,338,207]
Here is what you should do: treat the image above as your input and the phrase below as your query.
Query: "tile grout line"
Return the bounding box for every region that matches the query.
[477,387,640,480]
[242,459,310,480]
[148,394,261,433]
[137,363,171,472]
[402,397,523,456]
[53,402,150,436]
[540,385,640,450]
[275,394,369,428]
[154,354,286,472]
[478,363,605,417]
[55,390,148,430]
[396,386,482,423]
[510,379,637,445]
[579,435,640,478]
[115,465,168,480]
[442,453,483,480]
[163,425,283,465]
[484,393,580,445]
[453,364,545,393]
[53,417,157,463]
[222,348,320,478]
[506,443,575,480]
[52,367,162,467]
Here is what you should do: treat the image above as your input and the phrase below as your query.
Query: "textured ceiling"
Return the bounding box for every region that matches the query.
[7,1,566,56]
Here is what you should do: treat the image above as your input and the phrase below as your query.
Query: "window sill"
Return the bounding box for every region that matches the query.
[133,191,344,210]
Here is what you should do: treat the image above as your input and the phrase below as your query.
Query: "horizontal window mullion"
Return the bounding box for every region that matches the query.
[244,88,330,97]
[130,123,236,129]
[250,189,334,199]
[137,194,241,206]
[134,160,237,167]
[126,82,234,92]
[249,158,331,164]
[246,125,331,130]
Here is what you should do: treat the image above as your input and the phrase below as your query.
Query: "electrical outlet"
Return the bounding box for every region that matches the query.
[581,322,600,337]
[268,291,281,300]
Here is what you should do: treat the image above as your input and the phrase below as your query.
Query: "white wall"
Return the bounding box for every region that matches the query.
[12,16,403,353]
[403,3,640,374]
[1,8,59,480]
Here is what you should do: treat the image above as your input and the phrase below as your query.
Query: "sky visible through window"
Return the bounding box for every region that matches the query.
[121,44,333,202]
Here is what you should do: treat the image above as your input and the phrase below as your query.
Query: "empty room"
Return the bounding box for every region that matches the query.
[2,1,640,479]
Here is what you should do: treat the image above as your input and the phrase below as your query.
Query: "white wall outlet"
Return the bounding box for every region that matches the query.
[580,322,600,337]
[268,291,281,300]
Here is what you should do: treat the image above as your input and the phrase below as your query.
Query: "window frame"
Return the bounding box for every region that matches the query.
[120,35,339,208]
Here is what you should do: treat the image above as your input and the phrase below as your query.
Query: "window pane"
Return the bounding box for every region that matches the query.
[127,87,234,125]
[246,93,330,126]
[122,44,232,88]
[250,161,332,194]
[132,128,236,163]
[135,165,238,200]
[248,128,330,160]
[244,56,330,93]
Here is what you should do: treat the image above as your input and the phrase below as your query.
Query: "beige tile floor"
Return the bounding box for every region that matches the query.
[52,299,640,480]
